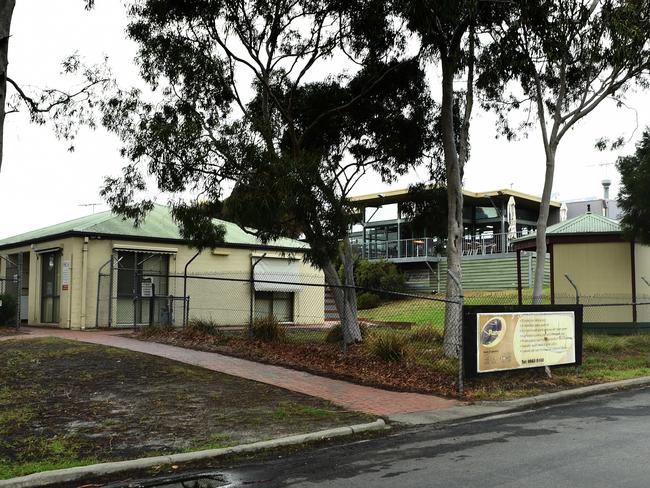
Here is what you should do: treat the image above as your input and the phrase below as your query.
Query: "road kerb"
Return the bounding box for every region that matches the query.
[389,376,650,426]
[0,419,387,488]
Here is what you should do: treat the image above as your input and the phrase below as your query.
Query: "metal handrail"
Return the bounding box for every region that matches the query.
[355,231,528,259]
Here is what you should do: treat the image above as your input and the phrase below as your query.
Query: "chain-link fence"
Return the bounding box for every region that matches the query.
[95,261,650,396]
[0,276,19,327]
[96,266,462,386]
[0,253,22,328]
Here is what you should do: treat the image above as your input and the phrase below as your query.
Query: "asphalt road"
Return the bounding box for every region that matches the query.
[222,387,650,488]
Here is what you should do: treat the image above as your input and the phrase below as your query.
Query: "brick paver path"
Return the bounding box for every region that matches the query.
[8,327,460,416]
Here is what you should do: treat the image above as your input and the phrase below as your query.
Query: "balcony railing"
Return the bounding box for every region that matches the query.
[355,231,528,260]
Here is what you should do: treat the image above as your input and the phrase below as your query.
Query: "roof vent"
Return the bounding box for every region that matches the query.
[602,179,611,200]
[586,204,591,214]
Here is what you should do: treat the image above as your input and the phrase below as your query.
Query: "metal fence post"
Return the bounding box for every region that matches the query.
[565,274,580,304]
[15,253,22,330]
[448,269,464,397]
[108,256,115,328]
[250,253,267,339]
[183,251,200,327]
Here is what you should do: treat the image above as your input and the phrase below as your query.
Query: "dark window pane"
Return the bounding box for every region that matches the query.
[40,252,60,323]
[255,291,294,322]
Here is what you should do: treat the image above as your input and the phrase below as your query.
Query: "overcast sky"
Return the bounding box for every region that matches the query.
[1,1,648,239]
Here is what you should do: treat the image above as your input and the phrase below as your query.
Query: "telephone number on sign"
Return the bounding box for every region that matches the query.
[522,358,545,365]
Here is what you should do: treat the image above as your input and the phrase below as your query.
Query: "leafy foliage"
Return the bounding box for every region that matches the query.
[100,0,435,266]
[399,184,448,244]
[0,293,16,326]
[6,54,114,152]
[478,0,650,144]
[618,129,650,243]
[352,259,405,292]
[356,292,381,310]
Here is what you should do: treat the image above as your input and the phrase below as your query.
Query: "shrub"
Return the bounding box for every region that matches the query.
[0,294,17,326]
[409,327,443,344]
[325,322,368,343]
[252,316,285,342]
[187,318,224,338]
[365,331,412,362]
[354,259,405,292]
[356,292,380,310]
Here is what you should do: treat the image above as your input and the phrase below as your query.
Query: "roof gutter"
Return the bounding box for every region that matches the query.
[0,230,309,254]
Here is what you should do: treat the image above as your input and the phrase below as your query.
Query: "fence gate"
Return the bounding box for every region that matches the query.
[95,259,187,328]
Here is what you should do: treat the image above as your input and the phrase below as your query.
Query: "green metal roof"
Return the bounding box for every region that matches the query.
[0,204,308,251]
[513,212,621,244]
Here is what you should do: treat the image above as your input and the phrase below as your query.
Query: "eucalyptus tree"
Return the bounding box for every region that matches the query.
[100,0,435,345]
[618,129,650,242]
[478,0,650,303]
[0,0,14,171]
[395,0,509,356]
[0,0,111,172]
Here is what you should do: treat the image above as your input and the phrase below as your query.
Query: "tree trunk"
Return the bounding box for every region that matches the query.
[323,239,361,345]
[532,145,556,304]
[440,58,464,358]
[0,0,15,174]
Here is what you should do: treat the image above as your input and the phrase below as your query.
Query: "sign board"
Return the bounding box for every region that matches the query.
[463,305,582,377]
[141,278,154,298]
[62,261,71,291]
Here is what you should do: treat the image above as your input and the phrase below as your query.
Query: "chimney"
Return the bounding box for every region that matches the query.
[602,179,611,200]
[587,204,591,214]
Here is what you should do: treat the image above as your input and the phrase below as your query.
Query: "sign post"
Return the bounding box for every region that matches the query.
[463,305,583,377]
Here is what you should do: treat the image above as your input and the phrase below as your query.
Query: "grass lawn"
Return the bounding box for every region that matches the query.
[466,333,650,400]
[323,295,650,400]
[0,337,373,480]
[356,288,552,329]
[358,299,445,327]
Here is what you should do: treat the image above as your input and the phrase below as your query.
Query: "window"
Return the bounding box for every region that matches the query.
[40,251,61,323]
[255,291,294,323]
[117,251,169,297]
[475,206,499,220]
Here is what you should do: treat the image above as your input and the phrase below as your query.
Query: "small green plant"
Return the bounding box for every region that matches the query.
[325,322,368,343]
[356,292,381,310]
[0,294,17,326]
[186,318,224,337]
[252,316,285,342]
[409,327,443,344]
[365,331,412,362]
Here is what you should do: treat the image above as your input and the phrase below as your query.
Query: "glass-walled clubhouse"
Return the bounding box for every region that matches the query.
[349,187,561,262]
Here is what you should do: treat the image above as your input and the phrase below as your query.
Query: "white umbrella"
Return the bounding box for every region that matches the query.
[507,196,517,240]
[560,202,568,222]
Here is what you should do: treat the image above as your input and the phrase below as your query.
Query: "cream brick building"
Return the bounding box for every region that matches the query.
[0,205,324,329]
